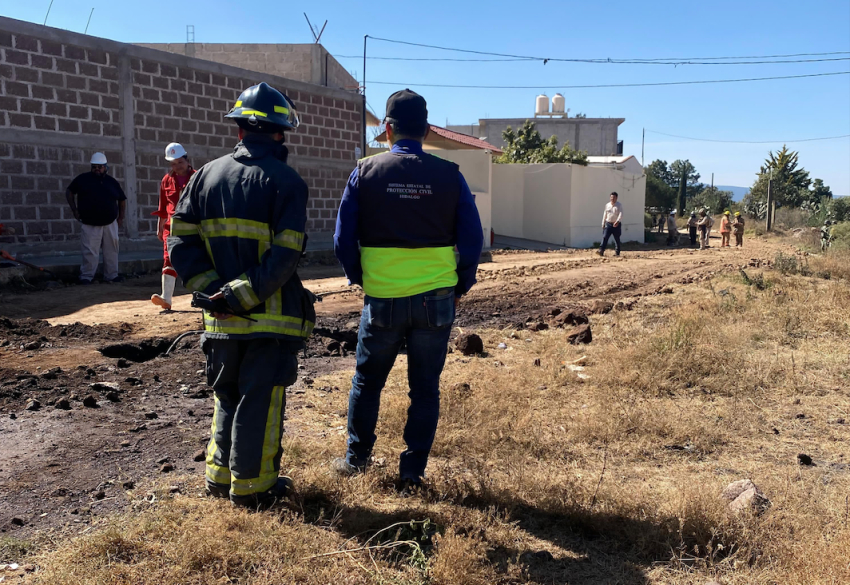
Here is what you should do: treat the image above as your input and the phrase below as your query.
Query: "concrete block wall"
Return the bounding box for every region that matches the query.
[0,17,361,251]
[136,43,357,91]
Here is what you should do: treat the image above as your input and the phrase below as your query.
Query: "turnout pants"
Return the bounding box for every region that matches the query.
[689,226,698,246]
[735,233,743,247]
[721,232,731,247]
[202,336,299,497]
[346,288,455,481]
[79,220,119,280]
[599,222,622,255]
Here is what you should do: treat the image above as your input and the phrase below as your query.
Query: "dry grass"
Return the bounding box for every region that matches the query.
[24,244,850,584]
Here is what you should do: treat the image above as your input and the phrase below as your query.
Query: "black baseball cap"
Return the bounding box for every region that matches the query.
[385,89,428,131]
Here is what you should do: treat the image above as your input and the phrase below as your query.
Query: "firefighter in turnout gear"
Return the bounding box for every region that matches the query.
[168,82,314,509]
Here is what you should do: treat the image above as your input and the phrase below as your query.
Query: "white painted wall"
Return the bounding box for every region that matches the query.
[492,164,525,238]
[523,164,571,247]
[569,165,646,248]
[431,150,493,249]
[488,161,645,248]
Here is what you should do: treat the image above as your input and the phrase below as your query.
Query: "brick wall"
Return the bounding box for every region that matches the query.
[0,17,361,248]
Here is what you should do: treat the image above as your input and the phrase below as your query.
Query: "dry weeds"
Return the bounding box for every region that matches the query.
[23,241,850,584]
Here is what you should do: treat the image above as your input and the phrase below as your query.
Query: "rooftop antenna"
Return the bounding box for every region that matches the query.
[186,25,195,58]
[84,8,94,35]
[43,0,55,25]
[303,13,327,44]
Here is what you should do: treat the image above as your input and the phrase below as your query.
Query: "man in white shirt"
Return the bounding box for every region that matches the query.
[597,192,623,257]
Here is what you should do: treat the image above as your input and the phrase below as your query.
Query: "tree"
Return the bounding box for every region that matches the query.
[496,120,588,165]
[646,159,676,188]
[645,172,677,210]
[811,178,833,200]
[677,165,687,215]
[647,159,703,199]
[689,186,734,215]
[747,145,812,209]
[670,160,703,199]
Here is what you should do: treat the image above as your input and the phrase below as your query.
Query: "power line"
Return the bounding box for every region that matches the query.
[368,36,850,65]
[646,130,850,144]
[340,53,850,66]
[368,70,850,90]
[336,55,534,62]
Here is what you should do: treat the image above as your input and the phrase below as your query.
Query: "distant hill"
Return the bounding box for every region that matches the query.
[716,185,749,202]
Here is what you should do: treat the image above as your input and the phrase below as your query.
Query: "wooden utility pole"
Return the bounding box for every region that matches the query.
[361,35,367,159]
[641,128,645,167]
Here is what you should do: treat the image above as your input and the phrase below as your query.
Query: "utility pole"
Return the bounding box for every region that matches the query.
[84,8,95,35]
[641,128,645,167]
[766,175,773,231]
[361,35,368,159]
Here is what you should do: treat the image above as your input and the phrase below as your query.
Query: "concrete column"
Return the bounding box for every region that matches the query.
[117,52,139,238]
[311,45,325,86]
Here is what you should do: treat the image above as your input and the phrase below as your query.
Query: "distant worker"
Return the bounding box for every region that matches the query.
[706,208,715,246]
[598,191,624,257]
[151,143,196,311]
[657,213,665,234]
[65,152,126,285]
[719,210,732,247]
[333,89,484,492]
[697,209,710,250]
[666,210,678,246]
[169,82,314,509]
[821,220,833,252]
[732,211,745,247]
[687,211,699,246]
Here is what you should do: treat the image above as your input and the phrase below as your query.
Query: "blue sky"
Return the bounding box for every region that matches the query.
[3,0,849,194]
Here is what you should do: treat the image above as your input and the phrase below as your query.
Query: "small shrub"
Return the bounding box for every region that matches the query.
[775,252,810,276]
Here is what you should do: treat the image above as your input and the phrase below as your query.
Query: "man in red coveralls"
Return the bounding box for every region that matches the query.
[151,143,195,310]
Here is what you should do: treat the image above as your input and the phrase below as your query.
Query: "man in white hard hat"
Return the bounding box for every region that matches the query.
[65,152,127,284]
[151,143,195,310]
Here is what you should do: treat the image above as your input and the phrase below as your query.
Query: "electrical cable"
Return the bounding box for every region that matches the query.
[339,53,850,65]
[366,36,850,65]
[367,71,850,90]
[646,130,850,144]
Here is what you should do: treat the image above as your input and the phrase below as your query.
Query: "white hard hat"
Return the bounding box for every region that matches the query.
[90,152,108,165]
[164,142,187,161]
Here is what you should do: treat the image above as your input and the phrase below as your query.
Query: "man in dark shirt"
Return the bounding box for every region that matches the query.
[65,152,127,284]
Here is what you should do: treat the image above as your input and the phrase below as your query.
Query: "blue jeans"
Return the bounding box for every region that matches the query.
[345,287,455,481]
[600,222,621,254]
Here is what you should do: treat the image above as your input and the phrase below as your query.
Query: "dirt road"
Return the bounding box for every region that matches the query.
[0,236,790,537]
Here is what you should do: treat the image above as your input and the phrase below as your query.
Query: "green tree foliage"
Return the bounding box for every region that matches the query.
[645,171,677,210]
[689,186,734,215]
[496,120,588,165]
[811,178,833,201]
[647,160,676,189]
[746,145,812,211]
[646,159,703,199]
[670,160,704,199]
[830,197,850,222]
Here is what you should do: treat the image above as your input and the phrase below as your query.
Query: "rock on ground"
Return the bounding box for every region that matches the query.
[455,333,484,356]
[588,300,614,315]
[548,309,589,329]
[567,324,592,345]
[722,479,770,514]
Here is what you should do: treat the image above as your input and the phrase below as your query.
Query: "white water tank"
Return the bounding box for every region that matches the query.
[535,94,549,116]
[552,93,565,115]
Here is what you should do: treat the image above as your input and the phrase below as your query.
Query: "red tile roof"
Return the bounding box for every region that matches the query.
[374,124,503,154]
[427,124,503,154]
